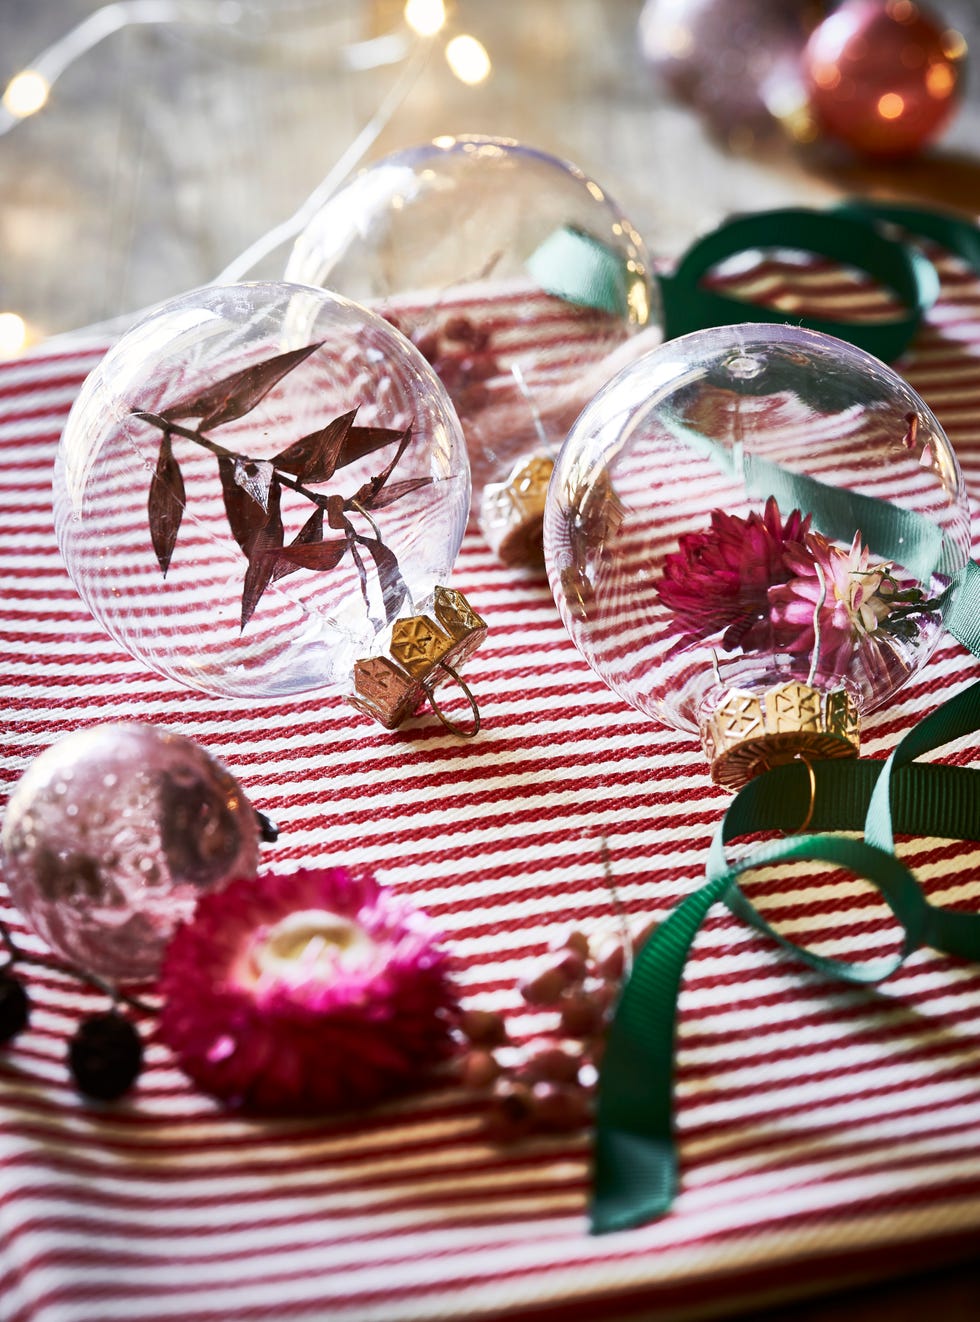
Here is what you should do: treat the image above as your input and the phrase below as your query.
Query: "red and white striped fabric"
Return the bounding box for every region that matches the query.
[2,250,980,1322]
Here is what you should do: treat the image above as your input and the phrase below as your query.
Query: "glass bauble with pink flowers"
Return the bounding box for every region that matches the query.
[544,324,971,788]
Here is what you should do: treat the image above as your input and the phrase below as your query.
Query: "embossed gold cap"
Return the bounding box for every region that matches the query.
[479,453,554,568]
[348,586,487,736]
[700,681,860,790]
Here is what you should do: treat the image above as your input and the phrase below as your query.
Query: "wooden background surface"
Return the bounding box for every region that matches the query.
[0,1,978,1317]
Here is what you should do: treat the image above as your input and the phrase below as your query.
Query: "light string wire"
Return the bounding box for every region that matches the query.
[2,1,440,343]
[214,30,435,284]
[1,1,411,136]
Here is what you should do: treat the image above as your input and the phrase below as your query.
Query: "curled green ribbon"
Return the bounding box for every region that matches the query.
[592,598,980,1236]
[592,679,980,1234]
[529,200,979,366]
[658,206,940,360]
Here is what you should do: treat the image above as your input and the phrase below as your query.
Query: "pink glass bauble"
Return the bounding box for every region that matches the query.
[0,724,261,982]
[638,0,819,145]
[801,0,967,157]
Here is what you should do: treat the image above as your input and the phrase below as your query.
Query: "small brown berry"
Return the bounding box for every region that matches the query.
[460,1048,501,1089]
[519,965,568,1006]
[531,1082,593,1132]
[559,990,604,1038]
[518,1041,581,1086]
[459,1008,508,1048]
[562,931,591,959]
[486,1078,535,1140]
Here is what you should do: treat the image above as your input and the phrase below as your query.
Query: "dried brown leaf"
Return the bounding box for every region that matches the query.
[349,424,414,510]
[355,534,408,623]
[148,430,185,575]
[240,476,284,630]
[218,455,264,556]
[275,538,350,572]
[367,476,432,511]
[272,410,355,483]
[162,342,323,430]
[341,424,406,467]
[271,506,325,582]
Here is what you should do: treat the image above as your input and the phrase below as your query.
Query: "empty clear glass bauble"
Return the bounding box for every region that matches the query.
[285,135,658,566]
[544,324,971,787]
[54,282,469,701]
[1,724,261,982]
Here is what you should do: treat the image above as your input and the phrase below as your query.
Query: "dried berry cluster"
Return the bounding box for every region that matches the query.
[0,959,144,1101]
[386,311,502,415]
[454,924,647,1140]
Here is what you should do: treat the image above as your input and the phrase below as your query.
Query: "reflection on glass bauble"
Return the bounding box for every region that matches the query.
[285,135,657,566]
[544,323,971,787]
[0,723,261,981]
[53,282,470,706]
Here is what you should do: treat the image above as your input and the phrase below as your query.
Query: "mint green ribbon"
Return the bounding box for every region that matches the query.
[590,202,980,1235]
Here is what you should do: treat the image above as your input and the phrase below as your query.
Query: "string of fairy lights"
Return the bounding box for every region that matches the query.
[0,0,492,358]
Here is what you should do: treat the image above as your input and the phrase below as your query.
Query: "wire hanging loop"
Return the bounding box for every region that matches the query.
[791,758,818,835]
[422,660,481,738]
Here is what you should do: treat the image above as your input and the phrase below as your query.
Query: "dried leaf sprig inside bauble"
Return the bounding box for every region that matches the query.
[133,341,430,630]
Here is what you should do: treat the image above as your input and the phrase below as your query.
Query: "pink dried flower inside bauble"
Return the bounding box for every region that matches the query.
[157,867,459,1114]
[658,496,811,649]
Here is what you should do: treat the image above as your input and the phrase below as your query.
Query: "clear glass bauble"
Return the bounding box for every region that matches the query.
[285,135,658,565]
[544,324,971,786]
[0,724,260,982]
[53,282,470,701]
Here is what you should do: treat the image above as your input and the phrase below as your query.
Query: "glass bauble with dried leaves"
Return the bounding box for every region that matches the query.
[286,135,658,569]
[53,282,485,733]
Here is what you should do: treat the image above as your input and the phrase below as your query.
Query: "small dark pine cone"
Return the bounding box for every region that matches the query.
[0,968,29,1044]
[69,1011,143,1101]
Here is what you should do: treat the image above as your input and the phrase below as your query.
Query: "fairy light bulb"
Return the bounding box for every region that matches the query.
[544,324,971,788]
[53,282,482,730]
[2,69,50,118]
[445,34,491,84]
[404,0,447,37]
[0,313,28,359]
[285,135,658,568]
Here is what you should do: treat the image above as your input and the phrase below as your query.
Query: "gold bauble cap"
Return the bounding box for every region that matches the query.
[700,681,860,790]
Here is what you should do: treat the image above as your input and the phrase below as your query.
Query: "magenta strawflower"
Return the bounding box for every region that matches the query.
[157,867,459,1114]
[769,529,910,684]
[658,496,811,649]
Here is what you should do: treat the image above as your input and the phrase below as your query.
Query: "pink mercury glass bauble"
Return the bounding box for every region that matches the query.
[638,0,819,146]
[0,724,261,983]
[801,0,967,157]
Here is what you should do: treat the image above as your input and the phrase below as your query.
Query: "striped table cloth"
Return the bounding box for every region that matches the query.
[2,247,980,1322]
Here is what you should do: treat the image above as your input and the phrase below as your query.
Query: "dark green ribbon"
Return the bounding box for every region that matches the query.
[658,206,940,361]
[590,202,980,1235]
[529,201,980,365]
[591,579,980,1236]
